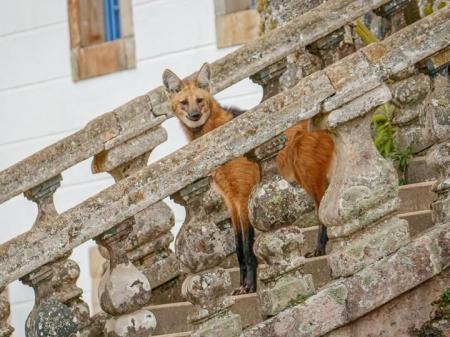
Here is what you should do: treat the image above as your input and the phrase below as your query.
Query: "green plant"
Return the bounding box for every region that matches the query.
[355,20,412,184]
[371,104,412,185]
[439,287,450,318]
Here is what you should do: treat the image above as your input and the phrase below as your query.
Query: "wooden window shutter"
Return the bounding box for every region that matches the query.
[68,0,135,81]
[79,0,105,47]
[214,0,260,49]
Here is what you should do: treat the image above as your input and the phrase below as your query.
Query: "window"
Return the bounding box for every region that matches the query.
[68,0,135,81]
[214,0,260,48]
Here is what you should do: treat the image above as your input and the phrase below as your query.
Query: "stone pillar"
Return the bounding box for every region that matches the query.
[424,66,450,226]
[0,289,13,337]
[95,220,156,337]
[316,85,411,278]
[92,127,172,336]
[124,201,181,301]
[247,136,316,317]
[390,73,433,154]
[173,177,241,337]
[20,175,90,337]
[92,126,180,299]
[427,142,450,225]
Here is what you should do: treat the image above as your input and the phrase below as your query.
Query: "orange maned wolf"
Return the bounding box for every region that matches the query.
[163,63,334,293]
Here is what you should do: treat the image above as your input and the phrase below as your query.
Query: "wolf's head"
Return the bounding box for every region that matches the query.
[163,63,213,129]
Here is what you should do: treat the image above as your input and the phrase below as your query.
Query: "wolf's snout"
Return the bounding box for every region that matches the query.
[187,111,201,121]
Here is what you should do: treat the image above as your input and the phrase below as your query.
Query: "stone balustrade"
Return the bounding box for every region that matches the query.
[0,1,447,336]
[0,0,396,204]
[0,290,13,337]
[173,177,241,336]
[19,175,91,337]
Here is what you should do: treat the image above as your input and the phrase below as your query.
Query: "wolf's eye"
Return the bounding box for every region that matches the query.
[180,99,188,106]
[196,98,204,104]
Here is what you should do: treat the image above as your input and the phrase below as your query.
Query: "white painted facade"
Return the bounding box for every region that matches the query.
[0,1,261,335]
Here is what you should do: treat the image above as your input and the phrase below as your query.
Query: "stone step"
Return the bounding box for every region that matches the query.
[405,156,440,184]
[149,181,436,307]
[398,181,436,213]
[150,209,433,336]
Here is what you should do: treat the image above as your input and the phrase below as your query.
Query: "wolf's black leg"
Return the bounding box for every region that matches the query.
[235,232,246,288]
[315,223,328,256]
[243,225,257,293]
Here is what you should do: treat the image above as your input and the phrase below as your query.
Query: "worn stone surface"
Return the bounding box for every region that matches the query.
[327,215,410,277]
[422,75,450,145]
[93,126,167,173]
[0,290,13,337]
[392,73,448,154]
[391,73,431,125]
[318,84,392,129]
[174,177,242,337]
[25,298,78,337]
[325,267,450,337]
[96,219,155,337]
[104,309,156,337]
[1,10,449,289]
[255,227,306,280]
[427,142,450,225]
[319,112,400,238]
[192,311,242,337]
[174,177,233,274]
[249,176,316,232]
[242,223,450,337]
[126,201,180,290]
[21,175,90,336]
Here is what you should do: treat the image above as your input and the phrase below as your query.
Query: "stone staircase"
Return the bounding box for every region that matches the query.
[0,1,448,337]
[146,159,439,336]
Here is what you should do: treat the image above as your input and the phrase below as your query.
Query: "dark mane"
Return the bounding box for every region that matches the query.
[224,106,246,118]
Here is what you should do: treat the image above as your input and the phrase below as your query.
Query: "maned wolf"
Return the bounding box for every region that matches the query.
[163,63,260,294]
[162,63,335,292]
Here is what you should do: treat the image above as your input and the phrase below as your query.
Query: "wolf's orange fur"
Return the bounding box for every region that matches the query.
[277,121,335,208]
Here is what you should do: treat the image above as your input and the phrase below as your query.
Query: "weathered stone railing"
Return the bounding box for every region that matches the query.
[0,0,398,205]
[0,1,448,336]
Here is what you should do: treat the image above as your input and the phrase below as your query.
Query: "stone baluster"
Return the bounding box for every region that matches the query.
[427,142,450,225]
[20,174,90,337]
[423,62,450,226]
[92,126,172,336]
[247,136,316,317]
[0,289,13,337]
[173,177,241,337]
[373,0,410,35]
[94,220,155,337]
[316,83,412,279]
[93,127,180,301]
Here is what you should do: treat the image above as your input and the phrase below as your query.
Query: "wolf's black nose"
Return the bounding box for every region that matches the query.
[188,111,201,120]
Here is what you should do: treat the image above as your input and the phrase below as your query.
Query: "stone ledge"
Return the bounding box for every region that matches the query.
[242,222,450,337]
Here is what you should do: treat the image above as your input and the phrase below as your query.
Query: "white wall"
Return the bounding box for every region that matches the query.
[0,0,262,335]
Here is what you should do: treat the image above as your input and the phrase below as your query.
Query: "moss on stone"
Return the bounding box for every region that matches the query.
[326,284,348,305]
[287,293,310,307]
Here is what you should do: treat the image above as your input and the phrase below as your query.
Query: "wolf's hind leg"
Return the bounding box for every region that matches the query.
[315,223,328,256]
[242,224,257,293]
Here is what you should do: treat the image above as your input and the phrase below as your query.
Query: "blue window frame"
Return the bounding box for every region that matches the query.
[104,0,121,41]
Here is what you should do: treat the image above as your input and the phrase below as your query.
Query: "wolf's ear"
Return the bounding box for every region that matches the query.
[196,63,211,91]
[163,69,182,94]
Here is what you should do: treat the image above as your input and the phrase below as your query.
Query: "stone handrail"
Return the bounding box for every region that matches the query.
[0,6,448,290]
[0,0,395,205]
